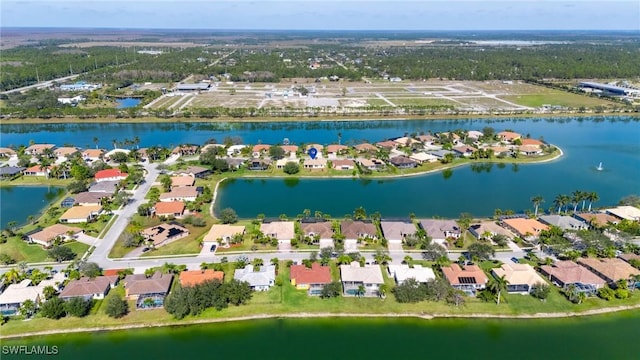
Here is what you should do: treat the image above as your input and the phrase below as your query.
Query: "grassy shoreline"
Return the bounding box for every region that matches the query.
[1,112,639,125]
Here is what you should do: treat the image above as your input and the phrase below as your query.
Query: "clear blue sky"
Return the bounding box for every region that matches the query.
[2,0,639,30]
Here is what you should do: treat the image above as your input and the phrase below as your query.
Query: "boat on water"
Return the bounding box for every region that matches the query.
[596,162,603,171]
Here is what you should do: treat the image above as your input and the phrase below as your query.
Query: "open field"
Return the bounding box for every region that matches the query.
[59,41,205,48]
[144,80,619,114]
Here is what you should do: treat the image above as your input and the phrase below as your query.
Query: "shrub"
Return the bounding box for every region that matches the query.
[283,161,300,175]
[39,297,66,319]
[105,295,128,318]
[65,297,92,317]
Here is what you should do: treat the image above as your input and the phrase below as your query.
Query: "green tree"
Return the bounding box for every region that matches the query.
[353,206,367,220]
[65,297,92,317]
[530,283,551,300]
[467,243,495,261]
[488,275,509,305]
[43,285,57,300]
[105,294,129,318]
[160,174,172,192]
[393,278,427,303]
[20,299,36,318]
[268,146,285,160]
[320,281,342,299]
[283,161,300,175]
[39,296,66,319]
[219,208,238,224]
[47,246,76,262]
[79,262,102,278]
[224,279,253,306]
[587,191,600,211]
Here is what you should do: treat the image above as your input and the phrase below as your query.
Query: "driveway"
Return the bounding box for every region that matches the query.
[387,240,403,252]
[199,242,217,256]
[319,239,334,249]
[344,240,358,253]
[278,240,291,252]
[75,233,98,246]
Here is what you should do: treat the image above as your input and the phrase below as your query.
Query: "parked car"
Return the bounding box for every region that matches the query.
[142,247,150,253]
[210,244,217,252]
[510,257,519,263]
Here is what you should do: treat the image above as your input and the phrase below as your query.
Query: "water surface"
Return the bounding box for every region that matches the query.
[0,186,63,228]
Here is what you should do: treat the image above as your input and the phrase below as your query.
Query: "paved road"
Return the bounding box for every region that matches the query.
[1,74,81,95]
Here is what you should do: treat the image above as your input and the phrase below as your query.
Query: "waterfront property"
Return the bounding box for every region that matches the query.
[605,206,640,221]
[539,260,606,295]
[123,272,173,309]
[203,224,246,246]
[74,192,108,206]
[59,276,119,301]
[153,201,186,218]
[260,221,295,242]
[501,218,549,241]
[441,264,488,296]
[300,221,334,243]
[573,213,620,228]
[289,263,332,295]
[418,219,461,246]
[538,215,588,231]
[576,258,640,286]
[27,224,83,248]
[491,263,547,294]
[387,264,435,285]
[171,175,195,188]
[94,169,128,182]
[340,262,384,297]
[234,265,276,291]
[380,221,417,243]
[0,273,66,316]
[468,221,515,241]
[159,186,200,202]
[0,166,25,179]
[88,180,118,194]
[176,166,211,178]
[58,205,102,223]
[340,220,377,241]
[24,144,56,156]
[179,270,224,288]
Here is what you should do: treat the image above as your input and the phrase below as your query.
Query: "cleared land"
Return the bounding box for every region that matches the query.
[500,91,615,108]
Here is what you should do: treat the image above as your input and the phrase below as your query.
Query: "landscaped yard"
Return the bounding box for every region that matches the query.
[0,236,89,263]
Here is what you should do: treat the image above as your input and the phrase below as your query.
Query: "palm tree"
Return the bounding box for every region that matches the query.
[577,292,586,304]
[378,284,388,299]
[357,284,366,297]
[403,255,413,265]
[531,195,544,217]
[488,275,509,305]
[3,268,22,284]
[93,136,99,149]
[571,190,583,213]
[587,191,599,211]
[554,194,570,214]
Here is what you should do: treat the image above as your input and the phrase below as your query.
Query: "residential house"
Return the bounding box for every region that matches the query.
[305,144,324,153]
[170,175,195,188]
[82,149,104,162]
[573,213,620,228]
[59,205,102,223]
[389,156,417,169]
[354,143,378,153]
[340,262,384,297]
[619,253,640,265]
[436,132,461,145]
[453,145,477,157]
[427,149,455,160]
[290,263,332,295]
[59,276,119,301]
[577,258,640,286]
[260,221,295,241]
[74,192,108,206]
[441,264,488,296]
[25,144,56,156]
[141,222,190,247]
[497,131,521,143]
[123,272,173,308]
[0,273,66,316]
[331,159,356,170]
[276,158,292,169]
[247,159,271,170]
[380,221,417,243]
[104,148,130,161]
[252,144,271,157]
[23,165,51,177]
[410,152,438,164]
[203,224,246,246]
[154,201,186,217]
[172,144,199,156]
[357,158,385,171]
[281,145,299,155]
[88,180,119,194]
[300,222,334,243]
[303,158,327,170]
[418,219,461,245]
[225,158,245,170]
[340,220,377,241]
[519,145,543,156]
[0,166,25,179]
[387,264,435,285]
[521,138,545,147]
[539,260,606,295]
[94,169,128,182]
[492,263,547,294]
[177,166,211,178]
[54,147,79,159]
[159,186,200,202]
[501,218,549,241]
[467,130,484,140]
[468,221,515,241]
[417,134,436,145]
[27,224,82,247]
[234,265,276,291]
[226,145,247,156]
[538,215,588,231]
[326,144,348,156]
[0,148,17,157]
[179,270,224,287]
[605,206,640,222]
[487,146,510,157]
[376,140,397,150]
[394,137,421,147]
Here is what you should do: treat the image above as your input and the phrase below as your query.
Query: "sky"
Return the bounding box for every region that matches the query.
[1,0,639,31]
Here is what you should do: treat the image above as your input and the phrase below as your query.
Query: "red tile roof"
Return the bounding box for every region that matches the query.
[290,263,332,285]
[155,201,185,215]
[95,169,128,181]
[179,270,224,287]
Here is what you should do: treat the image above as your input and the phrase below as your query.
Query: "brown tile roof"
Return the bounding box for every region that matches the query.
[141,222,189,246]
[124,272,173,296]
[59,205,102,221]
[280,145,299,153]
[340,220,377,240]
[159,186,199,200]
[171,176,195,187]
[575,213,620,227]
[26,144,55,154]
[498,131,521,141]
[442,264,489,286]
[521,138,544,146]
[619,253,640,263]
[179,270,224,287]
[290,263,331,285]
[376,140,397,149]
[203,224,246,242]
[331,159,356,168]
[29,224,82,245]
[54,147,79,157]
[300,222,334,239]
[59,276,118,299]
[577,258,640,283]
[0,147,16,156]
[74,192,107,205]
[82,149,104,158]
[326,144,348,154]
[305,144,324,151]
[354,143,378,152]
[540,260,606,287]
[154,201,185,216]
[252,144,271,152]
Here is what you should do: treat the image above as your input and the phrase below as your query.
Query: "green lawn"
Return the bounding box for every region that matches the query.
[0,237,89,263]
[500,92,614,108]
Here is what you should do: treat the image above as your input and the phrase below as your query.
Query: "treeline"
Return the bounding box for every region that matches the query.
[164,279,252,319]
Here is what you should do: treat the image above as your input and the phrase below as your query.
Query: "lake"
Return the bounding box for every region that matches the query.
[2,312,639,360]
[0,186,64,229]
[115,97,142,109]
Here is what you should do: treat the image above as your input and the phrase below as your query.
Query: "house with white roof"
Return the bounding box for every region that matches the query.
[0,273,66,316]
[340,262,384,297]
[234,265,276,291]
[605,206,640,221]
[387,264,435,285]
